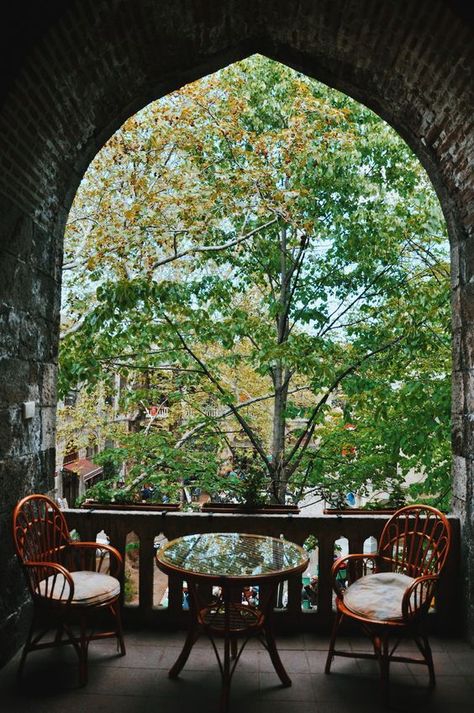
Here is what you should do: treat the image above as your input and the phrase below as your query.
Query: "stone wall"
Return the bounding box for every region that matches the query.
[0,0,473,664]
[0,195,59,660]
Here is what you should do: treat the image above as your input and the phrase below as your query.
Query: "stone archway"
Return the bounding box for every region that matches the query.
[1,0,473,662]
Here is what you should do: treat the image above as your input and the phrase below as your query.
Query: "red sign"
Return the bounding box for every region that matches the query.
[341,446,356,456]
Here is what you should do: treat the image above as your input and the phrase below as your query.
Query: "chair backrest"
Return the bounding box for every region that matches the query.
[12,494,70,565]
[378,505,451,578]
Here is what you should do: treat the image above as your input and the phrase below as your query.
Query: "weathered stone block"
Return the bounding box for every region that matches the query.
[463,371,474,415]
[41,406,56,451]
[0,357,40,409]
[39,447,56,491]
[31,223,62,279]
[451,413,465,457]
[0,451,51,515]
[39,362,58,407]
[452,454,468,514]
[452,327,474,371]
[0,304,20,356]
[451,369,465,415]
[459,282,474,324]
[451,287,462,332]
[0,407,42,459]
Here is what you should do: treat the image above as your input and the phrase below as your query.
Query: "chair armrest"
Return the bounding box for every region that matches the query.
[331,554,379,596]
[23,561,75,605]
[67,541,123,576]
[402,574,438,620]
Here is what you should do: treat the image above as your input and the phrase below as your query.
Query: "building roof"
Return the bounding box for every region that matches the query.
[62,458,103,482]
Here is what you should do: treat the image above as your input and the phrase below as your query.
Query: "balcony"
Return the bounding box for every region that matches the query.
[1,509,466,713]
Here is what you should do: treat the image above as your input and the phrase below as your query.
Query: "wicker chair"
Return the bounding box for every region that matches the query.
[12,494,126,684]
[325,504,451,697]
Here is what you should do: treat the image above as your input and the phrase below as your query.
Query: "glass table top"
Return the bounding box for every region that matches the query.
[156,532,309,579]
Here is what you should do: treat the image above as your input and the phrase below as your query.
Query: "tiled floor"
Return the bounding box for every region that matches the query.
[0,630,472,713]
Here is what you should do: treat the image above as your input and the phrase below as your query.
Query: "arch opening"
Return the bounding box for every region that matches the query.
[58,55,451,515]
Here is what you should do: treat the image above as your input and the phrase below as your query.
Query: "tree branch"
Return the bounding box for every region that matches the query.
[317,265,393,339]
[284,327,413,477]
[175,384,312,449]
[161,313,271,466]
[60,311,94,339]
[150,217,278,270]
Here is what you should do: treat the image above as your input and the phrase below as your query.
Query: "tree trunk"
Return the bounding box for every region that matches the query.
[271,363,289,502]
[270,224,291,503]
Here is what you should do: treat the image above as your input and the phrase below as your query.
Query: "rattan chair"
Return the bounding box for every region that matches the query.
[12,494,126,684]
[325,504,451,697]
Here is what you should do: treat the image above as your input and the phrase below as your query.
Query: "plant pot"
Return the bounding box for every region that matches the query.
[81,501,181,511]
[323,507,396,515]
[201,502,300,514]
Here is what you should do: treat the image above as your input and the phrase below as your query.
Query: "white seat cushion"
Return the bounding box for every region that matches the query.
[343,572,414,621]
[37,570,120,606]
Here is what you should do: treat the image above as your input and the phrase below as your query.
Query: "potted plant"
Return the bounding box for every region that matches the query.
[202,459,300,514]
[322,484,405,515]
[79,475,180,511]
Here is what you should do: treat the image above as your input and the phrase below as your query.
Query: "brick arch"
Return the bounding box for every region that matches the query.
[0,1,471,233]
[0,0,473,660]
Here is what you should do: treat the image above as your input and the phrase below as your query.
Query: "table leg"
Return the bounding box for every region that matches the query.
[220,629,232,713]
[258,583,291,687]
[168,581,201,679]
[263,624,291,687]
[168,624,200,678]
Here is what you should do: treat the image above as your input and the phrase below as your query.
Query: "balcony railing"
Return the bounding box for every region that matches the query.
[65,509,461,635]
[181,404,228,420]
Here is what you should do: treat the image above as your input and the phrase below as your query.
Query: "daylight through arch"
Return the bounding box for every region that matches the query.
[58,56,450,513]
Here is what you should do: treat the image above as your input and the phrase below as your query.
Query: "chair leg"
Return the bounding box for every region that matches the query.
[78,613,89,687]
[377,633,390,703]
[54,623,64,643]
[414,634,436,688]
[110,601,126,656]
[325,609,343,674]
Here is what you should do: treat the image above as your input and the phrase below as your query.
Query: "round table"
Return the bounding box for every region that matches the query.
[156,532,309,712]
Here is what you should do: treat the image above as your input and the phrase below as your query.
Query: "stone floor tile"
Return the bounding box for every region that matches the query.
[259,672,315,701]
[447,651,474,675]
[90,641,163,668]
[116,627,173,645]
[306,649,328,673]
[302,633,331,650]
[406,651,460,678]
[273,634,309,649]
[258,648,309,673]
[244,702,319,713]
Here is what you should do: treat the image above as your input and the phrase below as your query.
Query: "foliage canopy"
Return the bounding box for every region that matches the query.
[60,55,451,508]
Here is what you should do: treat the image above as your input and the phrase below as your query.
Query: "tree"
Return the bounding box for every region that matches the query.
[56,383,115,461]
[60,55,450,505]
